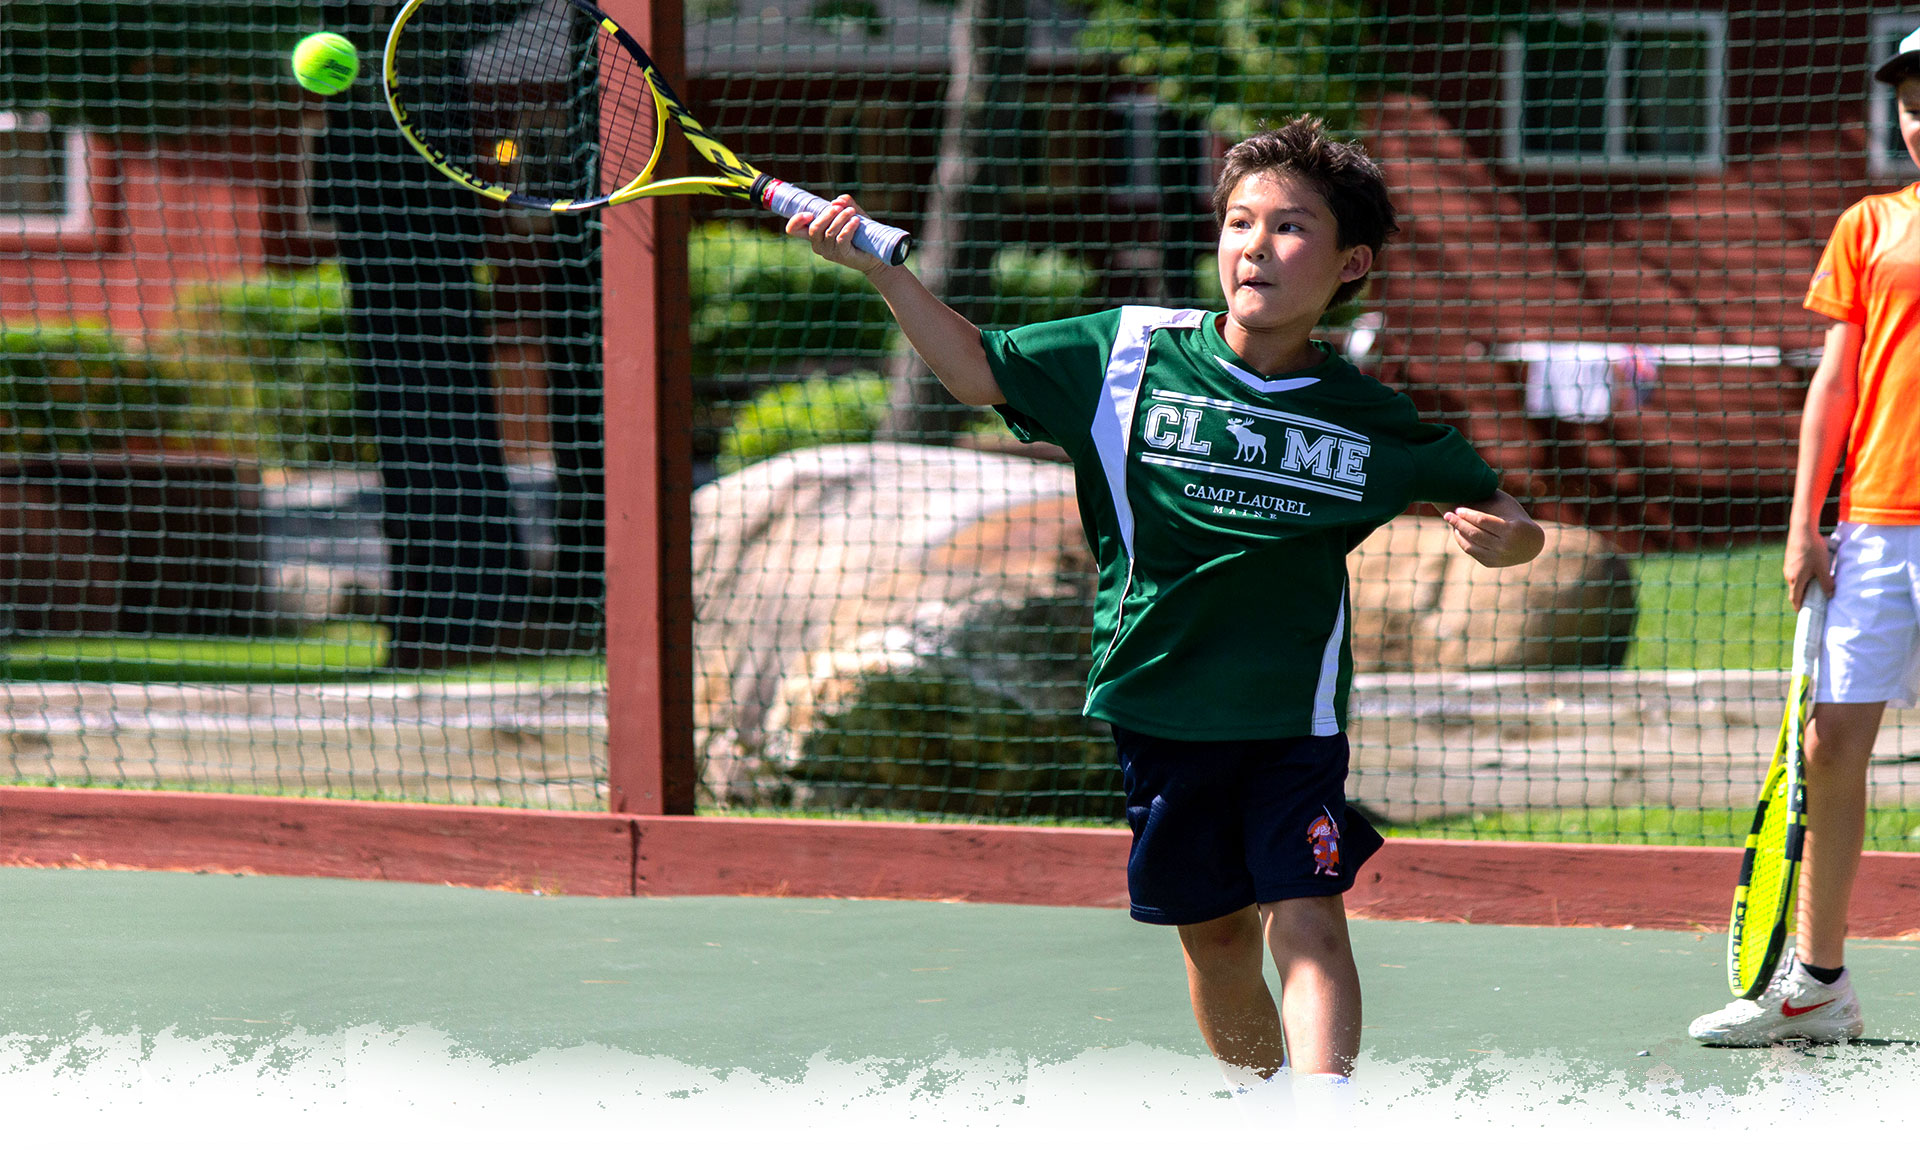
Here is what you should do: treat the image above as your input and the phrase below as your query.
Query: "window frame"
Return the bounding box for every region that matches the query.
[1500,10,1727,173]
[0,110,96,241]
[1869,12,1920,181]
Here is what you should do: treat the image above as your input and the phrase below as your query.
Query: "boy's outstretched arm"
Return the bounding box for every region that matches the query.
[1438,491,1545,568]
[787,196,1005,407]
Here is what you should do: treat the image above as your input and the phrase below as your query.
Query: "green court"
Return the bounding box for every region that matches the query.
[6,867,1918,1141]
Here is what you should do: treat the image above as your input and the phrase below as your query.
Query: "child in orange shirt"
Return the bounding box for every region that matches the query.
[1689,26,1920,1046]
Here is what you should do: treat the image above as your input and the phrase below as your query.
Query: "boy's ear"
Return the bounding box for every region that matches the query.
[1339,245,1374,283]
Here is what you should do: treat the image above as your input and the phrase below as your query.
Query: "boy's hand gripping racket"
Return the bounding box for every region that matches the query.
[381,0,911,265]
[1725,581,1828,999]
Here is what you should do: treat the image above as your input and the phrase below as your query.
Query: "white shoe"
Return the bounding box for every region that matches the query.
[1688,955,1864,1046]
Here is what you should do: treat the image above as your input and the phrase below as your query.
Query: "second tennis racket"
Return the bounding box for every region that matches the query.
[1726,581,1828,999]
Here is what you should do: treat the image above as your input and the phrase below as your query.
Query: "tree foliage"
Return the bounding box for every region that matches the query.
[1078,0,1374,136]
[172,264,371,465]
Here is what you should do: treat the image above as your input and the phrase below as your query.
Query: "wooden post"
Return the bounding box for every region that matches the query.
[601,0,696,815]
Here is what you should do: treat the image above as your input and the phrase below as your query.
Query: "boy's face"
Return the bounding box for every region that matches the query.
[1216,172,1372,339]
[1900,77,1920,171]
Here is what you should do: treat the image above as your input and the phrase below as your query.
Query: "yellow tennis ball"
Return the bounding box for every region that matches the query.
[292,32,359,96]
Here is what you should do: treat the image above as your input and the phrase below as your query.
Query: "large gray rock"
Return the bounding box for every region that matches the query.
[694,443,1636,816]
[694,443,1112,817]
[1348,516,1637,672]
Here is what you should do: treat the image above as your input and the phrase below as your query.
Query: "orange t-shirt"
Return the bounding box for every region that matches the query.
[1805,184,1920,524]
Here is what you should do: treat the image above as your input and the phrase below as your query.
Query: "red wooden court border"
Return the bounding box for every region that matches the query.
[6,786,1920,938]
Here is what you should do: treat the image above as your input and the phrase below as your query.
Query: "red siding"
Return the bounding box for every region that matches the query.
[0,129,321,334]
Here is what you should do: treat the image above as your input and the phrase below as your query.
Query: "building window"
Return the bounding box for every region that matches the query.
[1502,12,1725,170]
[0,110,92,235]
[1870,13,1920,180]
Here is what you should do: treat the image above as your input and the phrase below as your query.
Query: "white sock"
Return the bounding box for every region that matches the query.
[1220,1060,1293,1122]
[1291,1072,1353,1122]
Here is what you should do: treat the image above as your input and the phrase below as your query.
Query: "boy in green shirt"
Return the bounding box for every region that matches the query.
[789,115,1544,1106]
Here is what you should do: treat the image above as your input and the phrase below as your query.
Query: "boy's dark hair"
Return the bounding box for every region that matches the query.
[1881,57,1920,87]
[1212,116,1398,308]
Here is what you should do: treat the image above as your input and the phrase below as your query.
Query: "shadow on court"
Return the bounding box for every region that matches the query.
[4,868,1918,1134]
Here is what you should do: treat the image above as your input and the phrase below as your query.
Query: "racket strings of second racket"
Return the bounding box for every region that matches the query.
[1735,765,1797,989]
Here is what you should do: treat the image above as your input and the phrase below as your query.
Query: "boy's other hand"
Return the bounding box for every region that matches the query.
[1784,524,1836,609]
[786,194,887,274]
[1440,491,1545,568]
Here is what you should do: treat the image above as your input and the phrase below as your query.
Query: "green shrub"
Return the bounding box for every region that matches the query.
[716,373,892,474]
[690,222,895,382]
[0,321,192,454]
[690,225,1108,385]
[704,244,1100,471]
[981,247,1101,329]
[172,263,369,465]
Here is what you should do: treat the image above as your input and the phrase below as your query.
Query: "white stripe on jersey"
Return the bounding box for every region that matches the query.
[1311,581,1347,735]
[1210,355,1319,394]
[1090,306,1207,559]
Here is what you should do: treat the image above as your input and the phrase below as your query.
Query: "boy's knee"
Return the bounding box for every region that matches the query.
[1178,908,1263,973]
[1262,896,1354,957]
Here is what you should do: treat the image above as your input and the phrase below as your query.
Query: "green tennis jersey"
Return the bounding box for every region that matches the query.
[982,306,1500,740]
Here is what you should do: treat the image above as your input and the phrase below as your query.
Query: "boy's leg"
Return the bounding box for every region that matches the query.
[1799,701,1886,968]
[1177,906,1285,1079]
[1260,894,1361,1077]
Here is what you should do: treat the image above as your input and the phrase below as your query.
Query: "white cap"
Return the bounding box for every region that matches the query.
[1876,25,1920,84]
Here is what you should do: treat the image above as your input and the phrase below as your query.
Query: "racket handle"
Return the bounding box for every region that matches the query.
[1793,580,1829,673]
[754,176,912,266]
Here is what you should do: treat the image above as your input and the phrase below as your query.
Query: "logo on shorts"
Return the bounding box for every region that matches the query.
[1307,808,1341,876]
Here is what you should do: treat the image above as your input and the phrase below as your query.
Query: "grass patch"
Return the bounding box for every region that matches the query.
[0,624,604,686]
[1393,806,1920,852]
[2,624,387,682]
[1628,544,1795,671]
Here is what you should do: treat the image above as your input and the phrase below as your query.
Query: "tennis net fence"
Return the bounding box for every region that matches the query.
[0,1,1915,850]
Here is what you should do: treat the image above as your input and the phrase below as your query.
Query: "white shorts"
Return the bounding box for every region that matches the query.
[1819,522,1920,707]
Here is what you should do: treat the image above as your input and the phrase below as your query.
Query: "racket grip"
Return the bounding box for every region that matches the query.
[755,176,912,266]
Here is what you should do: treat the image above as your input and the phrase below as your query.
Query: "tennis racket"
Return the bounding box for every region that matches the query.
[1725,580,1828,999]
[381,0,911,264]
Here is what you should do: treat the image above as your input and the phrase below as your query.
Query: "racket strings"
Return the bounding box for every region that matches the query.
[394,0,659,204]
[1730,718,1801,996]
[589,28,662,198]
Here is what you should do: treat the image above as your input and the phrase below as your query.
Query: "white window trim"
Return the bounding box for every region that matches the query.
[0,111,93,237]
[1501,10,1727,173]
[1869,12,1920,181]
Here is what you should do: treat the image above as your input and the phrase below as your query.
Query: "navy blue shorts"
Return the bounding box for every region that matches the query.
[1113,725,1384,926]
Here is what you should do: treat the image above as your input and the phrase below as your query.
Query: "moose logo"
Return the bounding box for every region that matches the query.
[1307,808,1341,876]
[1137,389,1374,503]
[1224,417,1268,463]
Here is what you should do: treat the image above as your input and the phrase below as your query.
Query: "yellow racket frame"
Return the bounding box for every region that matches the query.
[382,0,762,213]
[1725,583,1826,999]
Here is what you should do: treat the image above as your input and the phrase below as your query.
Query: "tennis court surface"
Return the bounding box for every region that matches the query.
[6,867,1918,1145]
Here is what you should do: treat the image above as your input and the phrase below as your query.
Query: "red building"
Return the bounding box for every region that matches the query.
[1359,4,1911,548]
[0,103,556,462]
[6,4,1911,548]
